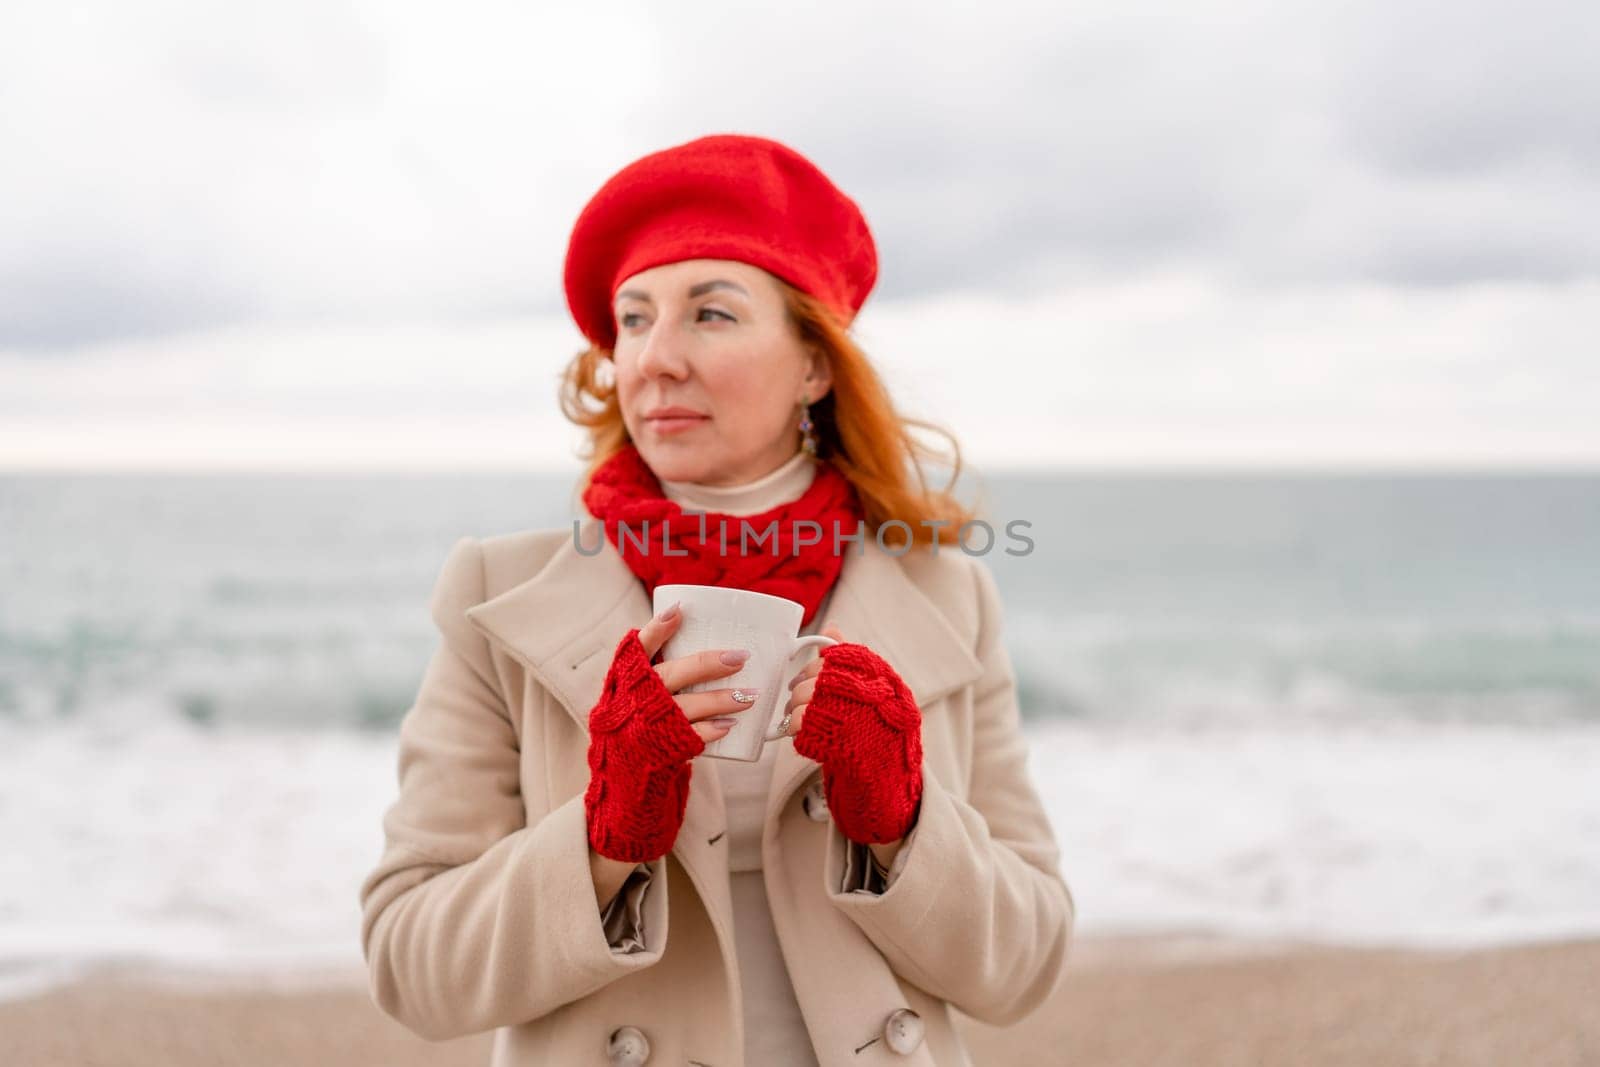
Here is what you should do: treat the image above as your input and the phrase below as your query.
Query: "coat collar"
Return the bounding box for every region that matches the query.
[463,515,982,854]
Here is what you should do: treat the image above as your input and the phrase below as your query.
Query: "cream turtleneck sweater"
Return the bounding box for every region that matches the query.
[657,446,818,523]
[669,449,825,1066]
[595,447,900,1066]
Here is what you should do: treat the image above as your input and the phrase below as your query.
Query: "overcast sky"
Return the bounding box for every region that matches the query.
[2,0,1596,471]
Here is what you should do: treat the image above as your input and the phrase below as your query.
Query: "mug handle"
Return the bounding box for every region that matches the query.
[765,634,838,741]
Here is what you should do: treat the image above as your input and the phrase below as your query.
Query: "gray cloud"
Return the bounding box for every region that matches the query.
[1326,0,1600,175]
[0,245,264,354]
[2,0,1596,352]
[624,0,1600,300]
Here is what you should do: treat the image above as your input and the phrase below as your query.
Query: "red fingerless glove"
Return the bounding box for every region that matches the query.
[792,642,923,844]
[583,628,707,863]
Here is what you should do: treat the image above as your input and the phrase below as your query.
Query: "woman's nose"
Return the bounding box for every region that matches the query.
[634,319,691,379]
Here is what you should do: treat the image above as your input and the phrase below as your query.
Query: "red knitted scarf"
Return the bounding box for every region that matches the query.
[581,442,865,627]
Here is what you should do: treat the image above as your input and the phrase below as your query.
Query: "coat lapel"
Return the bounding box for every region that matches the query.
[463,516,652,742]
[461,515,983,889]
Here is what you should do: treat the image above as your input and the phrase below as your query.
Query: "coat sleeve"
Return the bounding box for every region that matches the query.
[358,536,671,1042]
[600,863,655,953]
[819,557,1076,1027]
[840,834,911,894]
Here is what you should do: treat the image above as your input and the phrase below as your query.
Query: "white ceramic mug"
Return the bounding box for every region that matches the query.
[651,583,838,762]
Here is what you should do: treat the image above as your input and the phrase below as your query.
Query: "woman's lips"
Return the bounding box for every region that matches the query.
[646,414,709,435]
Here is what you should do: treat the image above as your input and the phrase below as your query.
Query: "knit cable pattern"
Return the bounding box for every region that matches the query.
[584,627,708,863]
[581,441,864,629]
[792,642,923,844]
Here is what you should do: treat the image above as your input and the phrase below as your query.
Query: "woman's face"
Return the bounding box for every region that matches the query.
[610,258,832,487]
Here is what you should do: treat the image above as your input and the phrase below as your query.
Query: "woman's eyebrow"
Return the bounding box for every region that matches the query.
[614,279,749,305]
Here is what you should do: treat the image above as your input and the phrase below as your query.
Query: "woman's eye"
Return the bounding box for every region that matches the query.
[618,309,729,328]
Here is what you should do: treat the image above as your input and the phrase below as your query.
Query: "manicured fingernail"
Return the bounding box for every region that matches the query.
[711,716,738,726]
[731,689,759,704]
[720,649,751,666]
[656,600,681,622]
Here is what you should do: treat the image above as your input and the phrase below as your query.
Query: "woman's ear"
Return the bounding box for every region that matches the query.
[803,350,834,403]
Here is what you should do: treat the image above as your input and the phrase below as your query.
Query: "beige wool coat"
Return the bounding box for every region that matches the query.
[358,515,1076,1066]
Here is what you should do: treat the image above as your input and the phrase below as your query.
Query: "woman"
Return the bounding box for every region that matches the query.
[359,133,1075,1067]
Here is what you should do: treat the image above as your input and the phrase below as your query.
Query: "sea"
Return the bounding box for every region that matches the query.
[2,469,1598,1000]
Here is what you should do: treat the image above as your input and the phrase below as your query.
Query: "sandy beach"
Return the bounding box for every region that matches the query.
[3,934,1595,1066]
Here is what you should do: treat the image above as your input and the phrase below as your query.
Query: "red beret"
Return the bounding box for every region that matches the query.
[563,133,878,350]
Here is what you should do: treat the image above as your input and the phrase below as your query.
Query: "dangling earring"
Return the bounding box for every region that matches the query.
[798,393,818,457]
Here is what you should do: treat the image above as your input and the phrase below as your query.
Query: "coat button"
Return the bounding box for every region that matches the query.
[884,1008,924,1054]
[606,1025,651,1064]
[801,777,830,822]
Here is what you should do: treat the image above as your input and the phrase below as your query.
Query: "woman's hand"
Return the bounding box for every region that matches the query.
[636,600,765,744]
[780,623,843,736]
[784,625,925,846]
[582,600,761,863]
